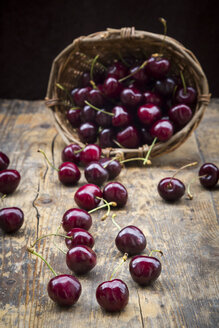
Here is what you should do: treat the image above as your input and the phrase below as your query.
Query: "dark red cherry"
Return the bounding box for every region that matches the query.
[99,158,122,180]
[103,182,128,207]
[85,162,109,186]
[78,122,97,144]
[0,169,21,194]
[66,108,81,128]
[81,72,91,87]
[96,110,112,128]
[120,87,143,108]
[146,57,170,79]
[137,103,161,126]
[70,88,79,99]
[115,225,146,255]
[47,274,81,306]
[107,62,128,80]
[112,106,131,127]
[61,144,81,164]
[155,78,175,97]
[74,183,102,210]
[199,163,219,188]
[103,77,123,98]
[66,245,97,275]
[0,152,10,171]
[0,207,24,233]
[96,279,129,312]
[116,126,140,148]
[150,119,173,141]
[99,128,115,148]
[130,66,148,84]
[62,208,92,232]
[73,87,91,107]
[169,104,192,126]
[175,87,197,105]
[80,105,96,123]
[158,177,185,201]
[143,91,162,107]
[65,228,95,249]
[58,162,81,186]
[87,89,104,107]
[140,127,154,145]
[80,144,101,166]
[129,256,161,285]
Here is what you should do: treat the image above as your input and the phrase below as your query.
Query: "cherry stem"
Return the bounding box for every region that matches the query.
[38,149,59,172]
[56,83,74,105]
[119,60,148,83]
[90,54,99,83]
[159,17,167,38]
[117,52,129,67]
[88,201,117,215]
[69,106,81,110]
[95,197,117,220]
[113,139,123,148]
[110,253,128,280]
[90,80,97,89]
[111,214,121,231]
[31,233,72,248]
[53,224,67,255]
[180,70,187,95]
[27,247,57,276]
[187,174,207,200]
[102,157,117,168]
[120,157,151,165]
[74,147,85,154]
[143,137,157,165]
[84,101,114,116]
[1,194,7,201]
[149,249,163,257]
[171,162,197,180]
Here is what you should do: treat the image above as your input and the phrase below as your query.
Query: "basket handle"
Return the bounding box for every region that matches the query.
[107,27,136,39]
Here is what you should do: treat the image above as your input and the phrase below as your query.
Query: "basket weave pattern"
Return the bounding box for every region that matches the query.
[46,27,211,159]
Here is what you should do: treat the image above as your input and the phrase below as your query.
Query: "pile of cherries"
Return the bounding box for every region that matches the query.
[64,55,197,149]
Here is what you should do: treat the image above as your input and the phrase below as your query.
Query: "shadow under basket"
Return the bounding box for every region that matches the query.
[45,27,211,160]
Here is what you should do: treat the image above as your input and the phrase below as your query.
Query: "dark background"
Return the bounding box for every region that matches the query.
[1,0,219,100]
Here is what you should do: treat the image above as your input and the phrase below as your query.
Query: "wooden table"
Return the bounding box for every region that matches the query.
[0,99,218,328]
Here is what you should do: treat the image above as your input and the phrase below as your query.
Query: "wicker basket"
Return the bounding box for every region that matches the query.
[45,27,211,159]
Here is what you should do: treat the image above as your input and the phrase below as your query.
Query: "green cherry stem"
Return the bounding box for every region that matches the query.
[187,175,207,200]
[109,253,128,281]
[53,224,68,255]
[143,137,157,165]
[90,54,99,83]
[180,70,187,95]
[112,139,123,148]
[119,60,148,83]
[84,101,114,116]
[38,149,59,172]
[171,162,198,180]
[27,247,57,276]
[117,52,130,67]
[56,83,74,105]
[111,214,121,231]
[120,157,151,165]
[1,194,7,201]
[95,197,117,221]
[88,201,117,215]
[31,233,72,248]
[149,249,163,257]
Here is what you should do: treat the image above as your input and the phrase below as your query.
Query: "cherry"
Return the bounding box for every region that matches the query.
[66,108,81,128]
[99,128,115,148]
[116,125,140,148]
[199,163,219,188]
[65,228,95,249]
[85,162,109,186]
[130,66,148,84]
[0,169,21,194]
[96,279,129,312]
[80,144,101,166]
[140,127,154,145]
[73,87,91,107]
[78,122,97,144]
[74,184,102,210]
[66,245,97,275]
[107,62,128,80]
[87,89,104,107]
[0,207,24,233]
[80,105,96,123]
[103,77,123,98]
[115,226,146,255]
[96,110,112,128]
[81,72,91,87]
[146,56,170,79]
[99,158,122,180]
[143,91,162,107]
[58,162,81,186]
[61,144,81,164]
[129,255,161,285]
[138,103,161,126]
[155,78,175,97]
[47,274,81,306]
[169,104,192,126]
[62,208,92,232]
[0,152,10,171]
[112,106,131,127]
[158,177,185,201]
[150,119,173,141]
[175,87,197,105]
[103,182,128,207]
[120,87,143,108]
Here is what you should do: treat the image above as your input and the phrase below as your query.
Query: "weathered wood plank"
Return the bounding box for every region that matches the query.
[0,99,218,328]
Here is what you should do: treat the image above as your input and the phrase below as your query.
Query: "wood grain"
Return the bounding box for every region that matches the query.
[0,99,218,328]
